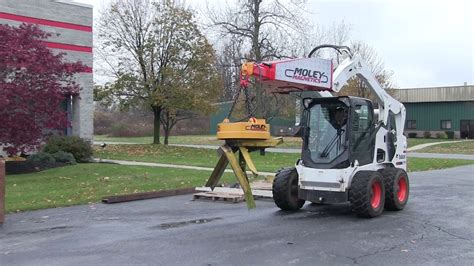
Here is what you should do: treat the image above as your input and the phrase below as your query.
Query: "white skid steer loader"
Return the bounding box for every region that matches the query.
[241,45,409,218]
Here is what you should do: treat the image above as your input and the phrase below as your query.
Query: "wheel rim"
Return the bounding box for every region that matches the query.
[397,176,408,202]
[371,181,382,209]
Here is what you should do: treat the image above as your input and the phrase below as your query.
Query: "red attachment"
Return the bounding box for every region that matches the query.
[240,74,250,88]
[370,181,382,209]
[240,62,276,88]
[397,176,408,202]
[253,63,276,80]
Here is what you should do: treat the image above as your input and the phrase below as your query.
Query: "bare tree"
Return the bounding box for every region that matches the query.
[160,109,198,144]
[216,37,245,102]
[300,21,352,64]
[208,0,308,119]
[339,41,395,100]
[286,22,393,99]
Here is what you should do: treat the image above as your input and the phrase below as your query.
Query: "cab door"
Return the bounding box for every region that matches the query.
[349,100,375,166]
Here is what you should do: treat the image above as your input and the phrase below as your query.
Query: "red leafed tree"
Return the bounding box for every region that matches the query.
[0,24,85,156]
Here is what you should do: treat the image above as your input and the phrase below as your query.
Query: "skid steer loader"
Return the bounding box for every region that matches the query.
[239,45,409,218]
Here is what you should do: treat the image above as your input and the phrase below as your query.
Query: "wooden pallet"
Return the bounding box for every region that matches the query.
[193,192,244,203]
[251,181,273,191]
[194,186,273,199]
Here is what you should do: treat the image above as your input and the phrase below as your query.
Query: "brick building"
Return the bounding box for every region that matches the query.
[0,0,93,140]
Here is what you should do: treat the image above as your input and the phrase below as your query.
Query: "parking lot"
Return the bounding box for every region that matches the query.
[1,165,473,265]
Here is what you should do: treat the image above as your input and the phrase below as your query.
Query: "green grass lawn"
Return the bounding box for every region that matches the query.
[407,157,473,172]
[416,141,474,154]
[6,163,237,213]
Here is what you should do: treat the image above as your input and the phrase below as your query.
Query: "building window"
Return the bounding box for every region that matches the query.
[406,120,416,129]
[441,120,452,130]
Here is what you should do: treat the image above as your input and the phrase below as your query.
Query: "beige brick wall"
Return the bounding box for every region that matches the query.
[1,0,94,142]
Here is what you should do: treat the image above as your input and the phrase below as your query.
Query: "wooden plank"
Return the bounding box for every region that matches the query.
[239,147,258,177]
[252,190,273,198]
[206,151,229,190]
[196,183,273,193]
[195,187,273,199]
[102,188,196,204]
[251,181,273,190]
[222,145,256,209]
[195,187,242,194]
[193,192,244,203]
[227,137,284,148]
[265,175,275,183]
[238,148,247,178]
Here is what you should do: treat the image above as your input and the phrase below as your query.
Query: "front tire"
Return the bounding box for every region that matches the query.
[272,168,305,211]
[381,168,409,211]
[349,171,385,218]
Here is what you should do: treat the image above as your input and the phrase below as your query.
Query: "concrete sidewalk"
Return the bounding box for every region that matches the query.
[409,152,474,160]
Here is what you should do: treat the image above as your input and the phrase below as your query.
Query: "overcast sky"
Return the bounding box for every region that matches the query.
[76,0,473,88]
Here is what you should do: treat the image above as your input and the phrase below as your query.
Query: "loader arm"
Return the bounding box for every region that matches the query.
[331,54,405,126]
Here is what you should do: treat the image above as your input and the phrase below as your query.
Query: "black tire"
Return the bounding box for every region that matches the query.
[349,171,385,218]
[381,168,409,211]
[272,168,305,211]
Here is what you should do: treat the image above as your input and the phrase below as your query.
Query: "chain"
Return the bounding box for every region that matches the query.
[243,87,252,117]
[226,87,241,119]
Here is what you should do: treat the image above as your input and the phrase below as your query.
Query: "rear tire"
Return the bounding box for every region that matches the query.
[349,171,385,218]
[381,168,409,210]
[272,168,305,211]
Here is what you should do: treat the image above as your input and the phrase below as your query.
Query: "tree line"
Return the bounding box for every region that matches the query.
[95,0,395,144]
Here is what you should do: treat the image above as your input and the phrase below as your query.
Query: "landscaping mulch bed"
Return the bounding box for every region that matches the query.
[6,161,69,175]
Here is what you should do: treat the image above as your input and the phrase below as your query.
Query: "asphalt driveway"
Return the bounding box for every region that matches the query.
[1,165,473,265]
